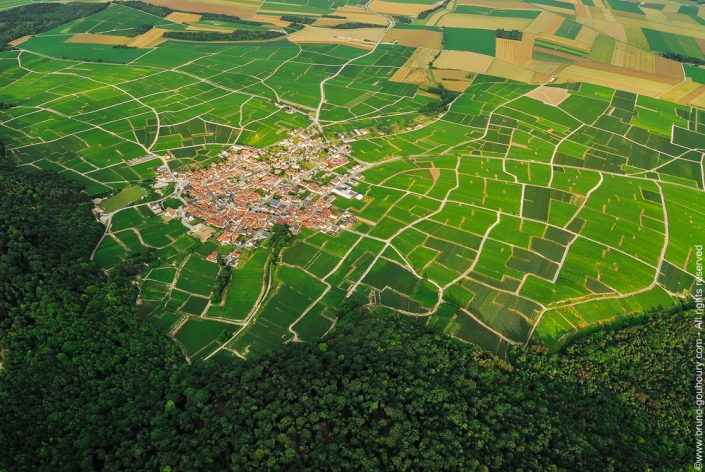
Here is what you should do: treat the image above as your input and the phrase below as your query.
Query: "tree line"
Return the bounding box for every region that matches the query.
[418,0,450,19]
[0,165,694,470]
[419,84,459,114]
[393,15,412,24]
[331,22,385,29]
[281,15,315,25]
[496,28,522,40]
[660,51,705,66]
[163,29,284,42]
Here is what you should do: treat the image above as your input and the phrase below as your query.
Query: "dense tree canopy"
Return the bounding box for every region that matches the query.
[0,166,183,470]
[281,15,315,25]
[0,166,694,471]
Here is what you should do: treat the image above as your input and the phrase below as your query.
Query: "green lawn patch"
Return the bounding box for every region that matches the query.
[444,27,496,56]
[555,18,582,40]
[685,64,705,84]
[99,185,146,212]
[643,28,705,60]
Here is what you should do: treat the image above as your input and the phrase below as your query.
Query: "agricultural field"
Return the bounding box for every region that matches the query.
[0,0,703,360]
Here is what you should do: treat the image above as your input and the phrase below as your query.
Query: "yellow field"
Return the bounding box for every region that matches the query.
[600,19,628,42]
[436,13,533,30]
[496,35,534,67]
[658,80,701,103]
[140,0,256,18]
[330,5,388,25]
[532,0,574,13]
[383,28,442,48]
[369,0,437,15]
[587,4,605,19]
[66,33,131,45]
[642,7,667,22]
[456,0,535,7]
[526,56,565,72]
[390,47,439,86]
[251,14,289,26]
[389,66,432,86]
[128,28,168,48]
[7,35,31,47]
[526,85,570,105]
[165,11,202,23]
[402,47,440,70]
[676,84,705,108]
[431,69,472,92]
[557,63,677,96]
[524,12,562,35]
[697,38,705,57]
[434,50,494,72]
[487,58,536,82]
[287,26,385,50]
[610,41,655,73]
[312,18,343,27]
[655,56,684,77]
[575,24,598,45]
[574,1,590,19]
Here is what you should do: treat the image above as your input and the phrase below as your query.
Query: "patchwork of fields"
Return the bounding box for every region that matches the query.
[0,1,703,359]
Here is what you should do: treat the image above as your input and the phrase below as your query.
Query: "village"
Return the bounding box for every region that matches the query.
[153,129,364,267]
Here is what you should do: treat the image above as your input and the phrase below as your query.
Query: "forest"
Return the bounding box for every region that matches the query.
[660,51,705,66]
[0,165,694,470]
[0,2,107,50]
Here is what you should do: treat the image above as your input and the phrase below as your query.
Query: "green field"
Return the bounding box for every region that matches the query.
[555,18,582,40]
[685,64,705,84]
[174,317,233,357]
[207,250,269,320]
[642,28,705,59]
[443,27,497,56]
[605,0,644,14]
[99,185,146,212]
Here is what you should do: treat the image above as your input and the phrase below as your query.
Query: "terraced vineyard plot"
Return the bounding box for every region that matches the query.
[175,255,220,296]
[174,317,233,358]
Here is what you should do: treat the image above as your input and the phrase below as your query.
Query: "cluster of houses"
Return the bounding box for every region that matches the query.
[168,129,364,263]
[206,248,241,266]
